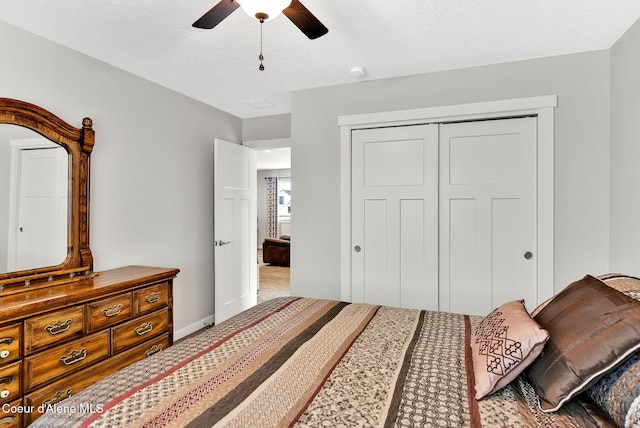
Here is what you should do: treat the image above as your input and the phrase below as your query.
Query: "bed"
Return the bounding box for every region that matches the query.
[30,274,640,428]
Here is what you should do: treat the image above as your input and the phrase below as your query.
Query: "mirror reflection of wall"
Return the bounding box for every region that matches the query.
[0,125,37,272]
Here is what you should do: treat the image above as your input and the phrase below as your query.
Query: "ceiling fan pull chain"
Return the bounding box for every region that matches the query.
[258,19,265,71]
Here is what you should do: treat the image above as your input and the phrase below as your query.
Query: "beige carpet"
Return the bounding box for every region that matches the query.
[258,264,291,303]
[257,250,290,303]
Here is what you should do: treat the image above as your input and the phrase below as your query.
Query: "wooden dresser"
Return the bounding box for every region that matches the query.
[0,265,179,427]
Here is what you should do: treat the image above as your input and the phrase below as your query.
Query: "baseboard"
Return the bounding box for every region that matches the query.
[174,315,215,341]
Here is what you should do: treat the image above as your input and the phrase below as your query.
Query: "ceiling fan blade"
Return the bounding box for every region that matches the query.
[282,0,328,39]
[193,0,240,29]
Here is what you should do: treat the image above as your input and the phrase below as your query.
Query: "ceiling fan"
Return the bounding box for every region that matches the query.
[193,0,329,40]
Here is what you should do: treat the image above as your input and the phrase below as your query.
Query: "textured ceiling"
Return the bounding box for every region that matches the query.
[1,1,639,118]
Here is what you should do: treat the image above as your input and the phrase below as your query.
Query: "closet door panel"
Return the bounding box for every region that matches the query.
[362,200,391,306]
[351,125,439,310]
[440,117,537,315]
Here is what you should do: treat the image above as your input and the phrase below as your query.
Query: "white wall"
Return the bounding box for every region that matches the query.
[243,114,291,141]
[610,19,640,275]
[0,125,37,272]
[291,50,611,299]
[0,21,243,339]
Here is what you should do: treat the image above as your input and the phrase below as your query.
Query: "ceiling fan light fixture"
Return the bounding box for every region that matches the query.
[239,0,291,21]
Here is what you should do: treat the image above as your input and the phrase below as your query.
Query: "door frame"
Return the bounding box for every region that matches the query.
[338,95,557,306]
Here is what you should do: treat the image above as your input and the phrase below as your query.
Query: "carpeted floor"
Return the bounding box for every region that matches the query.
[258,250,290,303]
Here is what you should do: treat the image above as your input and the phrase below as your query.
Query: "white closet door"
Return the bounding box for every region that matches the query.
[439,117,537,315]
[351,125,439,310]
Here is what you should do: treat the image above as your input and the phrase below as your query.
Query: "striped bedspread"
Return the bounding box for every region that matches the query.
[31,297,611,427]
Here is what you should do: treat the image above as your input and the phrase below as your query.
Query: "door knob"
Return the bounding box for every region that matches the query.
[524,251,533,260]
[354,245,361,253]
[214,240,231,247]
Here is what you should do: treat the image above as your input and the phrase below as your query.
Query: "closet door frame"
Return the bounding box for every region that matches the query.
[338,95,557,307]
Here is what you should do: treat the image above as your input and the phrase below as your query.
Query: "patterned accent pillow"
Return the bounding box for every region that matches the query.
[588,273,640,426]
[588,351,640,427]
[472,300,549,400]
[526,275,640,412]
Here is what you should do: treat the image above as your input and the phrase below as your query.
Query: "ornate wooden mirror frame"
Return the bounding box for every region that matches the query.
[0,98,94,290]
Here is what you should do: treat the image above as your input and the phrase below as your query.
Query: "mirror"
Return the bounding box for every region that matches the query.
[0,126,69,272]
[0,98,94,289]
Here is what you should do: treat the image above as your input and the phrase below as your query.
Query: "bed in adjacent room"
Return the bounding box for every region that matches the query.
[30,274,640,427]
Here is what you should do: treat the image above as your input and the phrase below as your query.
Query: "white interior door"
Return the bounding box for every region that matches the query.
[351,125,439,309]
[214,139,257,324]
[439,117,537,315]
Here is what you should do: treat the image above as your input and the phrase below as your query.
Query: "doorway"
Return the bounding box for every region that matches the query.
[252,143,291,302]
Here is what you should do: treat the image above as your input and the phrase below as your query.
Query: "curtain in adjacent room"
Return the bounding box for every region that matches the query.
[265,176,279,238]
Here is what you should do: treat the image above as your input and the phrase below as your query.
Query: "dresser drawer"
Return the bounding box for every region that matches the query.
[24,374,90,425]
[25,306,85,354]
[132,333,169,360]
[85,293,132,333]
[23,333,169,425]
[133,282,168,315]
[111,309,168,354]
[0,324,21,365]
[24,331,110,392]
[0,398,22,428]
[0,361,20,405]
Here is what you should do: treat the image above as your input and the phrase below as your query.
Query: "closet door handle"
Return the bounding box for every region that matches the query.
[524,251,533,260]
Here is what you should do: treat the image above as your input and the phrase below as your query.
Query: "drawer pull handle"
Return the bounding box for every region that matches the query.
[145,292,161,304]
[0,416,16,425]
[0,338,13,346]
[0,390,9,399]
[45,319,73,335]
[59,348,87,365]
[135,322,153,336]
[0,377,13,386]
[103,304,123,317]
[0,350,9,359]
[42,388,73,407]
[145,344,163,357]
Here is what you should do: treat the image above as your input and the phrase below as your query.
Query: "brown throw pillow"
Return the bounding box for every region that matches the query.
[526,275,640,412]
[472,300,549,399]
